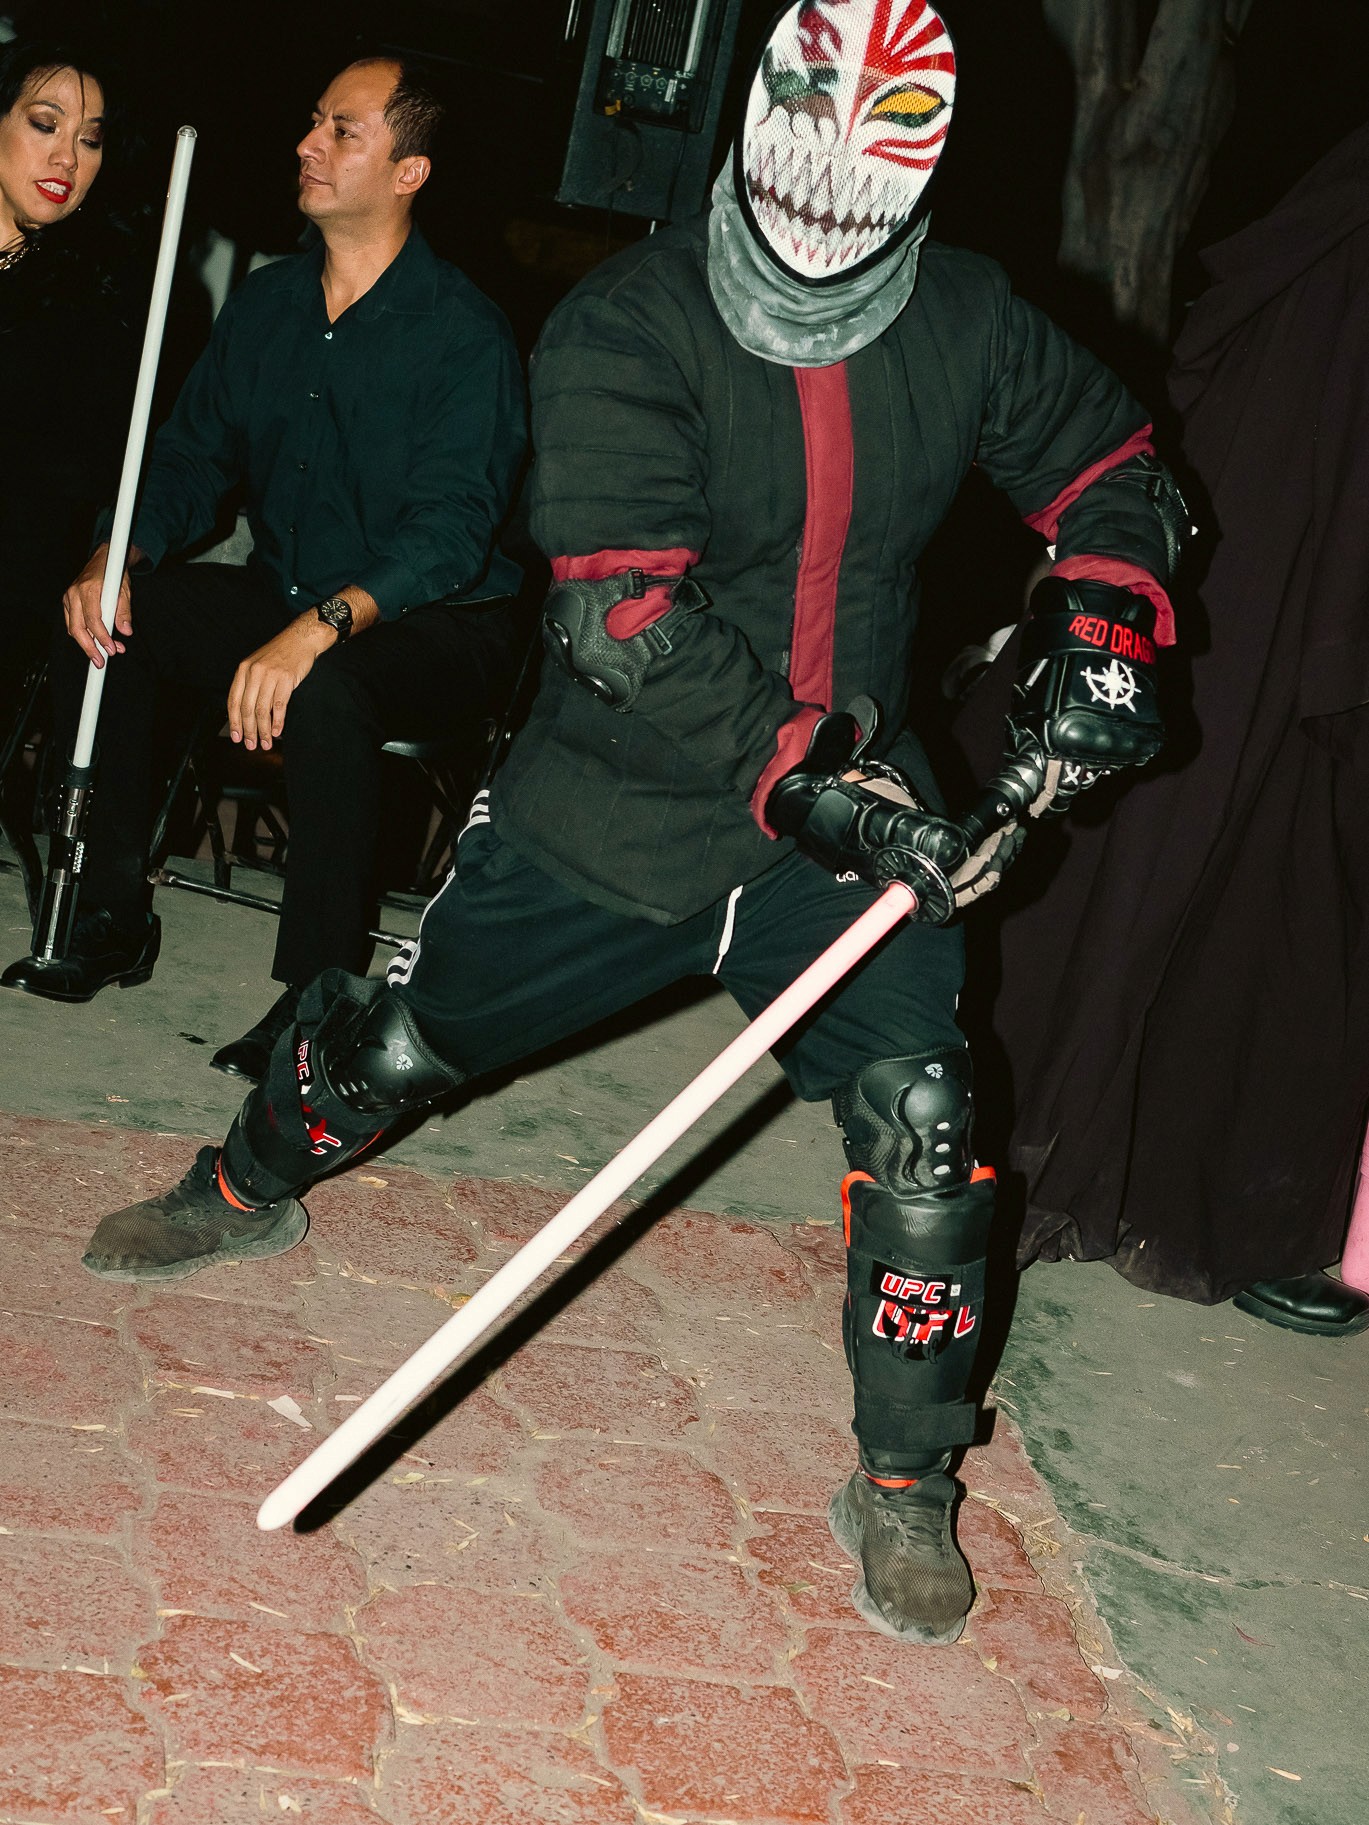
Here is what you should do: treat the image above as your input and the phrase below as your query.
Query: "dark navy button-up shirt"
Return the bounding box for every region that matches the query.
[130,228,526,618]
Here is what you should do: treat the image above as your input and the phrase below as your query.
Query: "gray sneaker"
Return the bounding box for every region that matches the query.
[82,1147,307,1283]
[828,1468,974,1644]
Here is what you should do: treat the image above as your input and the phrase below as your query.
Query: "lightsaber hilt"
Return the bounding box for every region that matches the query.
[257,878,920,1530]
[958,745,1046,854]
[33,758,97,961]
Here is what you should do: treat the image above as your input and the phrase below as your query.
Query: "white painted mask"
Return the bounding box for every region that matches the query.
[738,0,956,284]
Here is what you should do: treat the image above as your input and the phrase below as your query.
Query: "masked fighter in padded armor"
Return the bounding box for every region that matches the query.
[81,1,1186,1646]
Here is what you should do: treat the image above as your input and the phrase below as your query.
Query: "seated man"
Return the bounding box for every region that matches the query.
[3,55,526,1082]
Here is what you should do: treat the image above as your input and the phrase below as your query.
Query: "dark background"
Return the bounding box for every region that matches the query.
[18,0,1369,342]
[11,0,1368,640]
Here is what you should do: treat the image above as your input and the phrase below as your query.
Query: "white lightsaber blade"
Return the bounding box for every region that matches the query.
[257,879,918,1530]
[72,125,197,768]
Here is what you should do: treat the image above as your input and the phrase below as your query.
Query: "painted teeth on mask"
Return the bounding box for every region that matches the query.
[796,149,814,214]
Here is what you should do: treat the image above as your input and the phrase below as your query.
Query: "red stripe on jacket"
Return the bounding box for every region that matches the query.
[551,547,700,638]
[1051,555,1175,647]
[789,364,855,710]
[1019,423,1175,645]
[1023,423,1156,542]
[751,363,856,836]
[1029,421,1160,540]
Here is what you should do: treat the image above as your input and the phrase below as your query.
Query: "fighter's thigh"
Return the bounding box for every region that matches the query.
[390,823,709,1077]
[719,855,967,1102]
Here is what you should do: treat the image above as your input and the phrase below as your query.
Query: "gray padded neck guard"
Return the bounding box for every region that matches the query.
[705,169,926,368]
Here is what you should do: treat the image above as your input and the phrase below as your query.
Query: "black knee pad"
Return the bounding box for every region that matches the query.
[220,970,466,1206]
[840,1171,995,1474]
[833,1046,975,1192]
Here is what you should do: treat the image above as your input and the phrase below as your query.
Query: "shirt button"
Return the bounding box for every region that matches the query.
[324,330,333,340]
[289,586,299,596]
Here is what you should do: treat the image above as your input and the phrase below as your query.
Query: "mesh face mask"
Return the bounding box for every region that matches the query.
[707,0,956,364]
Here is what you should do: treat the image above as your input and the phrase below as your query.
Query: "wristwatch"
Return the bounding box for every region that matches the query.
[314,594,353,642]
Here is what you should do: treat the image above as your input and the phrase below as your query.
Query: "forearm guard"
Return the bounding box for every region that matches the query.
[1009,577,1165,801]
[542,568,706,710]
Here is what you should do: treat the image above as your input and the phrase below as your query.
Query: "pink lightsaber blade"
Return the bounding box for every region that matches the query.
[257,878,917,1529]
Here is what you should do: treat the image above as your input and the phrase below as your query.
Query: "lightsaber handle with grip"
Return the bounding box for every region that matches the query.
[34,126,197,963]
[257,879,919,1531]
[956,745,1046,856]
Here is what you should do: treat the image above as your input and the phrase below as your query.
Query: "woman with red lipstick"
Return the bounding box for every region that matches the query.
[0,31,132,695]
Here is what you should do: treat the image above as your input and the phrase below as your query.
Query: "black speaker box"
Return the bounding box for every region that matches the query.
[557,0,746,220]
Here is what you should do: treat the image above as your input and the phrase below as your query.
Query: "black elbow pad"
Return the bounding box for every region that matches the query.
[542,568,706,710]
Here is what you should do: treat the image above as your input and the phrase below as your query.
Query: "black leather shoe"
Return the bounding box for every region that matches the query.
[1233,1272,1369,1337]
[1,909,160,1003]
[210,984,301,1083]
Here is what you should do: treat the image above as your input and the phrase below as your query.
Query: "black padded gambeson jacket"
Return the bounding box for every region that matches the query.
[493,217,1178,924]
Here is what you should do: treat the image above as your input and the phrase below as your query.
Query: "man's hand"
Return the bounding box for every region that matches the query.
[63,543,139,668]
[227,611,335,750]
[768,712,983,924]
[842,765,1023,914]
[227,587,379,750]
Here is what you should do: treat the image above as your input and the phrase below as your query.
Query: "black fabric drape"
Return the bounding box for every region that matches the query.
[957,124,1369,1303]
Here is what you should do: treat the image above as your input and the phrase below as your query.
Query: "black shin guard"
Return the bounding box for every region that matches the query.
[219,970,467,1208]
[840,1172,993,1475]
[834,1047,994,1477]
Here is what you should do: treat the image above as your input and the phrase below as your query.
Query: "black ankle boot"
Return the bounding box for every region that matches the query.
[1233,1272,1369,1337]
[210,984,302,1083]
[1,908,160,1003]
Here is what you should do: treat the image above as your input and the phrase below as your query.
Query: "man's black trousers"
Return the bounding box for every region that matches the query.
[52,563,518,986]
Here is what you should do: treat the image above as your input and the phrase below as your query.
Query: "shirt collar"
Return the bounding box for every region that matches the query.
[356,227,438,320]
[280,225,438,320]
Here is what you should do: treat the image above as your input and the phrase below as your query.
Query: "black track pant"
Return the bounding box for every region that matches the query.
[230,818,983,1469]
[51,564,518,985]
[389,819,967,1100]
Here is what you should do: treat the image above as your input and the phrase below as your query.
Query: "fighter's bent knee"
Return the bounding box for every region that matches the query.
[221,980,466,1207]
[833,1047,974,1193]
[326,990,466,1114]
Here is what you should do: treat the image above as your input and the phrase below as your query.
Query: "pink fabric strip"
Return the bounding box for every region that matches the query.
[1023,423,1156,541]
[790,364,856,712]
[551,547,701,639]
[1050,554,1175,647]
[751,706,823,837]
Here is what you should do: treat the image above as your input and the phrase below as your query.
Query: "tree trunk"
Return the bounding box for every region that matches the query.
[1042,0,1255,340]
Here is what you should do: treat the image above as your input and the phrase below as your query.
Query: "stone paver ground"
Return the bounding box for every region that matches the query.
[0,1113,1218,1825]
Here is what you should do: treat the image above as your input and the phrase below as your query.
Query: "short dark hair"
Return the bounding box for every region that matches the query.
[380,60,444,163]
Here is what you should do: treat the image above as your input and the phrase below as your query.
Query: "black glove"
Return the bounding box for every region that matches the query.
[765,709,1021,924]
[1009,576,1165,816]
